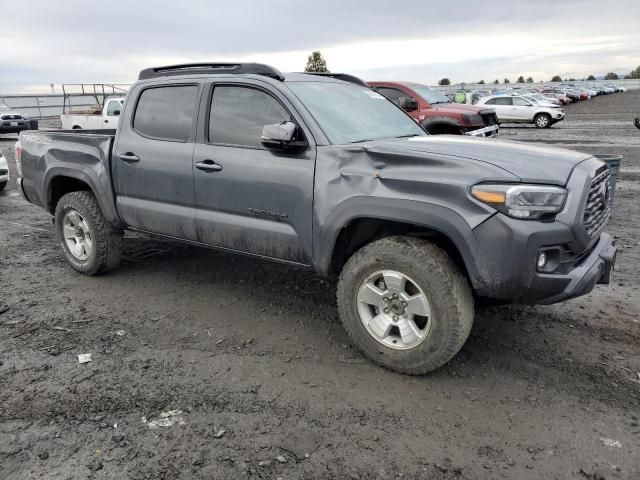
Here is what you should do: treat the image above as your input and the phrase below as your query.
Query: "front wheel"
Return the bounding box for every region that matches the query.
[54,191,123,275]
[534,113,552,128]
[337,236,474,374]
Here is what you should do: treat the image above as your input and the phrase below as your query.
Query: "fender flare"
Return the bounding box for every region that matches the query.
[44,166,120,224]
[313,197,487,289]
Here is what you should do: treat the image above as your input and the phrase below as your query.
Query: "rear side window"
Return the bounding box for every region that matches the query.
[133,85,198,141]
[493,97,512,105]
[209,85,290,148]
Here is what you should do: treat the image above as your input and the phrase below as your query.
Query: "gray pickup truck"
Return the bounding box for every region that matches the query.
[17,63,616,374]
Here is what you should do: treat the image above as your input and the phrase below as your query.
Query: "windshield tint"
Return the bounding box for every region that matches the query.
[405,84,451,104]
[288,82,425,144]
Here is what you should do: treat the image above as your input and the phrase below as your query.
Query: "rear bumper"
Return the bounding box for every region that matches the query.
[0,123,30,134]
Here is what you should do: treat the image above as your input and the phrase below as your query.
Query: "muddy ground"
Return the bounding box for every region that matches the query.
[1,91,639,480]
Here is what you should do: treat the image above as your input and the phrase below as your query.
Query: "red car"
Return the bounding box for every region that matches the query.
[368,81,498,136]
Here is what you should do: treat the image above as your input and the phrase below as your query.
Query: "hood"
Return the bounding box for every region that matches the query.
[360,135,591,185]
[429,103,487,114]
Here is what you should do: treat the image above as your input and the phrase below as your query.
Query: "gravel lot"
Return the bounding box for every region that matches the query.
[1,91,639,479]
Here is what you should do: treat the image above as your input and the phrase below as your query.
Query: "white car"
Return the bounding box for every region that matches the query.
[60,97,125,130]
[476,95,565,128]
[0,148,8,190]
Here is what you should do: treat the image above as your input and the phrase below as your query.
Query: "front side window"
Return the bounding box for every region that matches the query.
[512,97,532,106]
[133,85,198,141]
[376,87,413,106]
[288,82,425,144]
[209,85,290,148]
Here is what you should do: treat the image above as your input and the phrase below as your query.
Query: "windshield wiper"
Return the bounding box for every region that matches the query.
[396,133,421,138]
[349,139,374,144]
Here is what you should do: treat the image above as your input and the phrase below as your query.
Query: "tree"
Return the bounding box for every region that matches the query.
[604,72,619,80]
[478,80,485,84]
[516,76,525,83]
[493,79,500,84]
[503,78,510,84]
[304,51,329,73]
[438,78,451,86]
[550,75,562,82]
[526,77,534,83]
[627,65,640,79]
[586,74,596,81]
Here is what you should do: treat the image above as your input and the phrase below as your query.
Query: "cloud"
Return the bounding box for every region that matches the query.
[1,0,639,92]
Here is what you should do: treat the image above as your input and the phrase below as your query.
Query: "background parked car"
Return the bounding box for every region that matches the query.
[0,149,8,190]
[369,81,499,136]
[477,95,565,128]
[0,103,36,134]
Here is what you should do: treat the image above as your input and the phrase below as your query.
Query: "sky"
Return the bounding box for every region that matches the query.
[1,0,639,93]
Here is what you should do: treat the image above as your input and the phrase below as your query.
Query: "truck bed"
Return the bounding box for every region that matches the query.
[18,129,119,219]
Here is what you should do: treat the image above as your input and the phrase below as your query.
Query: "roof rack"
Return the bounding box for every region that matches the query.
[300,72,368,87]
[138,63,285,81]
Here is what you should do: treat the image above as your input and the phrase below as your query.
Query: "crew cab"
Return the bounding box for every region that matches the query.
[368,81,499,137]
[477,95,565,128]
[17,63,616,375]
[60,97,125,130]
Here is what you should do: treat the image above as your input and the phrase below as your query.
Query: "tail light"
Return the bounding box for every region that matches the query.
[15,143,22,176]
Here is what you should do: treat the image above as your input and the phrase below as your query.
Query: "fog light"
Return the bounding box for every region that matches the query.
[537,252,547,270]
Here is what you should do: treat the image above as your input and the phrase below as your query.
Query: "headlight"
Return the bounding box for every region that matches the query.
[471,184,567,219]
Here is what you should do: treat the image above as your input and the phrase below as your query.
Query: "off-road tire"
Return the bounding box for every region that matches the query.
[54,191,122,275]
[534,113,552,128]
[337,236,474,374]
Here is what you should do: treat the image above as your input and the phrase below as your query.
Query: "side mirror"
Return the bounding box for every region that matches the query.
[398,97,418,111]
[261,121,307,151]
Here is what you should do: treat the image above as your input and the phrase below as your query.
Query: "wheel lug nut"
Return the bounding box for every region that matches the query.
[392,293,398,299]
[402,301,407,307]
[383,297,389,303]
[393,315,398,321]
[384,308,389,313]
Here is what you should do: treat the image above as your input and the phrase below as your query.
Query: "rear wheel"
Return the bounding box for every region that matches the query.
[337,236,474,374]
[534,113,551,128]
[54,191,122,275]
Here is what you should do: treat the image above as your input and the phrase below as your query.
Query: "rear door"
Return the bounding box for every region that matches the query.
[191,80,316,264]
[484,97,514,121]
[113,81,202,239]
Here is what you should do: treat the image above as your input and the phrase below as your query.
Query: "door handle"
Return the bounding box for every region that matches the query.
[195,160,223,172]
[119,153,140,163]
[105,119,109,123]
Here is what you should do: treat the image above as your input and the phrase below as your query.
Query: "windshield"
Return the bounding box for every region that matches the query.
[287,82,425,144]
[405,84,451,105]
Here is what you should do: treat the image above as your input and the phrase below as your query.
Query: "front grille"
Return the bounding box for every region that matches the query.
[480,111,497,126]
[0,169,7,176]
[583,166,611,238]
[0,114,23,120]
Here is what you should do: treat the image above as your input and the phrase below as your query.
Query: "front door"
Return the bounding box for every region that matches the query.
[113,82,202,239]
[192,81,315,264]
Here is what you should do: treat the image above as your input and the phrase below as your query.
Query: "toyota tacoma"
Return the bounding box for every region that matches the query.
[16,63,616,374]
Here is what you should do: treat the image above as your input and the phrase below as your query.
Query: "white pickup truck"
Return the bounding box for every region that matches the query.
[60,97,124,130]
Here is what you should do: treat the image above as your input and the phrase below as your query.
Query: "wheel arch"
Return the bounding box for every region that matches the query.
[314,199,486,290]
[45,168,120,225]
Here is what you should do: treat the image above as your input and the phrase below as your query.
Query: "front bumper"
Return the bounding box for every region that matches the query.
[471,213,616,305]
[465,124,499,137]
